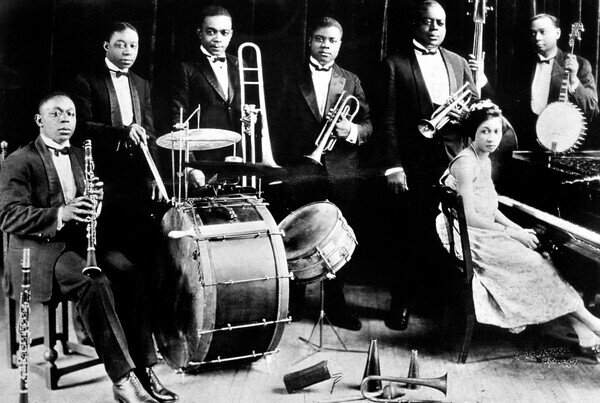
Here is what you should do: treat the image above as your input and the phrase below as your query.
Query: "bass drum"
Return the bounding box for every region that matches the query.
[153,195,290,370]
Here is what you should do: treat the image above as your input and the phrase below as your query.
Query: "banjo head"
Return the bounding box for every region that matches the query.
[536,102,587,153]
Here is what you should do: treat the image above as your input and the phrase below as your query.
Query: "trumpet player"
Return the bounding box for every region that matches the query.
[0,93,177,402]
[378,0,477,331]
[273,17,372,331]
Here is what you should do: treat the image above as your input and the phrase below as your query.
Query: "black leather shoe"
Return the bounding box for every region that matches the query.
[113,371,158,403]
[136,367,179,402]
[384,307,410,331]
[327,310,362,331]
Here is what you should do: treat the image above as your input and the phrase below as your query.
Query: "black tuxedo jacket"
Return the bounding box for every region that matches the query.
[510,48,599,149]
[170,53,241,161]
[0,136,85,302]
[70,66,157,201]
[274,63,372,180]
[379,45,477,178]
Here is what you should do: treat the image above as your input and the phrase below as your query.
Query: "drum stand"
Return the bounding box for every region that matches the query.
[298,280,364,359]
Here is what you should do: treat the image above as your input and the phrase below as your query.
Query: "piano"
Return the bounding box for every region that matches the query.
[498,151,600,305]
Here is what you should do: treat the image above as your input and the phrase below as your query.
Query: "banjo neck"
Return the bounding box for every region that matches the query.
[560,22,585,103]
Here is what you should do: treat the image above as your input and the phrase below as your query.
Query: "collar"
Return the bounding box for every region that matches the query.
[40,134,70,150]
[105,57,129,74]
[201,46,226,62]
[537,48,558,63]
[309,56,334,72]
[413,39,439,55]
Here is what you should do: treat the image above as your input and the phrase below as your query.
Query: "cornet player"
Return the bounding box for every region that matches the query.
[274,17,372,331]
[378,0,477,331]
[0,93,177,402]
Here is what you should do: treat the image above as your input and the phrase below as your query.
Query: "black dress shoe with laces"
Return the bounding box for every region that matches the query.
[136,367,179,402]
[384,307,410,331]
[113,371,158,403]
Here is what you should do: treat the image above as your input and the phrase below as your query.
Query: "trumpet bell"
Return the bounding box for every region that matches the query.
[417,120,436,138]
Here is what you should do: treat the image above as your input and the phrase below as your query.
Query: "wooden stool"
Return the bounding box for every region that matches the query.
[5,296,102,389]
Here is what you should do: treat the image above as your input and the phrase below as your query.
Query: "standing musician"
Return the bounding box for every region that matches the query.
[0,92,177,403]
[379,0,477,331]
[273,17,372,331]
[170,5,241,162]
[511,13,598,150]
[70,22,178,402]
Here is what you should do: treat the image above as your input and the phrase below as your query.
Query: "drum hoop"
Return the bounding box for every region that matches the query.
[536,102,587,153]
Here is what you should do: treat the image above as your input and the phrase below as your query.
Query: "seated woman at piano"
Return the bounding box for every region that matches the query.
[436,100,600,361]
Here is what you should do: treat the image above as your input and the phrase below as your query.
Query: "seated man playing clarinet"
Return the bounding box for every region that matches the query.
[0,92,177,403]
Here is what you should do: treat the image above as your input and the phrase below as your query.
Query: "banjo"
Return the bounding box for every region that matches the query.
[536,22,587,153]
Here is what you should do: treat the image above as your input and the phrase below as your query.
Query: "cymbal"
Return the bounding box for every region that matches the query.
[156,129,241,151]
[185,160,285,177]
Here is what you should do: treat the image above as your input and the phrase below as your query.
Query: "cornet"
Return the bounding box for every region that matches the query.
[305,90,360,165]
[418,83,472,138]
[361,373,448,402]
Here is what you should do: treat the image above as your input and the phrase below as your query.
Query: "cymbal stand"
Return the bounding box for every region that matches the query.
[174,105,201,202]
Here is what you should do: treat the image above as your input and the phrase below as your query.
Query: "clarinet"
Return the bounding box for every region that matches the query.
[17,248,31,403]
[83,140,102,276]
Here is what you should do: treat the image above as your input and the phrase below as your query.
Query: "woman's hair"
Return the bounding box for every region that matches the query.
[462,100,504,140]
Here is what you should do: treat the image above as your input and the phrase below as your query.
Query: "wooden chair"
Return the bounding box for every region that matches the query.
[438,185,476,364]
[5,294,103,389]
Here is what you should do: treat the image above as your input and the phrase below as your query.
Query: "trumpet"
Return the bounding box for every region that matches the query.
[418,83,472,138]
[305,90,360,165]
[360,373,447,402]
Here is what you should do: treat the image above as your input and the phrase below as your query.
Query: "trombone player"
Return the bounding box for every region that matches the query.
[378,0,477,331]
[273,16,372,331]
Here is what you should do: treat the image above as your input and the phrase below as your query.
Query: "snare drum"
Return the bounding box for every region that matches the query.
[278,201,357,284]
[153,195,290,369]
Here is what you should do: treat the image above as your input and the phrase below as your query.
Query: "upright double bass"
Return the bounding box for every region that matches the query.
[471,0,489,94]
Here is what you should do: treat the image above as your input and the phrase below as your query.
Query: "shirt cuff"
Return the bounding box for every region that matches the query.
[569,79,580,94]
[56,207,64,231]
[345,123,358,144]
[385,167,405,176]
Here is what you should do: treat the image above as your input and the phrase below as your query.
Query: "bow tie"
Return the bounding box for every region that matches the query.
[208,56,226,63]
[109,69,129,78]
[47,146,69,156]
[538,57,553,64]
[310,61,332,71]
[414,46,438,55]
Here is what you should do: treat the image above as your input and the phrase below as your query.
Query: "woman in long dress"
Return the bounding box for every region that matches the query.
[436,100,600,361]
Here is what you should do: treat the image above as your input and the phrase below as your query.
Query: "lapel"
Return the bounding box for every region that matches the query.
[34,136,64,207]
[70,150,85,196]
[324,64,346,119]
[226,55,238,103]
[196,55,227,101]
[408,50,434,117]
[440,47,458,93]
[299,66,321,122]
[102,70,124,127]
[129,73,142,124]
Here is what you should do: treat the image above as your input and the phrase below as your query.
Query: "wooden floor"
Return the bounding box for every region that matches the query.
[1,284,600,403]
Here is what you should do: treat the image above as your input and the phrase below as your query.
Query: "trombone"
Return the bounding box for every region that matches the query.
[237,42,280,169]
[305,90,360,165]
[418,83,473,139]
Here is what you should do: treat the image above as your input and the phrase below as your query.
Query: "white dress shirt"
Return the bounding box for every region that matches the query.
[530,50,557,115]
[40,135,76,230]
[309,56,358,144]
[105,58,134,126]
[201,46,229,99]
[413,39,450,106]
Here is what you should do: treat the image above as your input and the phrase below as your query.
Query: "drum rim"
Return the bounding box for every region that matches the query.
[536,101,586,153]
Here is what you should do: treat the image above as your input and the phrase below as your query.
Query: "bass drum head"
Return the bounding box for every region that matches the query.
[278,201,339,260]
[536,102,586,153]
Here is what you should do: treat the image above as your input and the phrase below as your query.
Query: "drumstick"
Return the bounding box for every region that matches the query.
[168,228,197,239]
[140,142,170,201]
